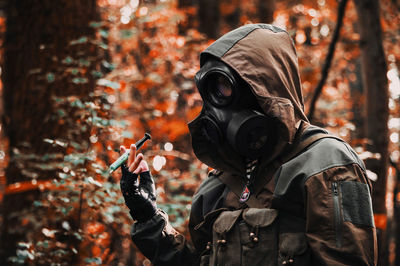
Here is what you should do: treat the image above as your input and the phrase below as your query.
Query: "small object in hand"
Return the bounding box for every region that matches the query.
[109,133,151,173]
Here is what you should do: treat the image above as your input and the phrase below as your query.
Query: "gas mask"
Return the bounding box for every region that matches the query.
[188,59,277,173]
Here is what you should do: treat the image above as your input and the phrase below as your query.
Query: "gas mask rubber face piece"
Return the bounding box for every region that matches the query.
[188,59,276,172]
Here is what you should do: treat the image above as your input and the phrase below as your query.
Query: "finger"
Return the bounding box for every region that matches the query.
[133,165,142,175]
[128,144,137,166]
[120,145,127,156]
[139,160,149,172]
[129,153,143,172]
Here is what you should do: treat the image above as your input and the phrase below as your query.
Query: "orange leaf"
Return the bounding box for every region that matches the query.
[186,106,202,121]
[92,245,101,257]
[87,222,105,235]
[167,119,189,141]
[374,214,387,230]
[149,50,160,58]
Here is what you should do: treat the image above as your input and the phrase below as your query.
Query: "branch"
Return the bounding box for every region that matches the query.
[307,0,349,122]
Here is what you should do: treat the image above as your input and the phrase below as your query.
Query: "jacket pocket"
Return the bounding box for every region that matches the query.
[332,181,343,248]
[278,232,309,266]
[241,208,279,266]
[340,181,374,227]
[210,208,279,266]
[211,209,243,266]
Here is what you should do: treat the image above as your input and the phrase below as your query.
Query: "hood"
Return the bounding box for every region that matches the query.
[200,24,309,145]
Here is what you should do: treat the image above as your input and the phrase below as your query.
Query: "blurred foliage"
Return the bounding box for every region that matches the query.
[0,0,399,265]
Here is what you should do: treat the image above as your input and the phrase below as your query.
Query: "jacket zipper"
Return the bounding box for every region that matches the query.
[332,181,342,248]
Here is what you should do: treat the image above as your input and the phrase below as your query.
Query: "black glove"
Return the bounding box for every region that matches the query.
[120,164,157,222]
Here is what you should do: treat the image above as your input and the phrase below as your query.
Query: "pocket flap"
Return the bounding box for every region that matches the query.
[194,208,228,231]
[242,208,278,228]
[213,209,243,234]
[279,232,308,256]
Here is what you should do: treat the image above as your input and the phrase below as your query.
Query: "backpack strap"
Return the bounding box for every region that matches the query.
[218,132,342,208]
[279,132,343,164]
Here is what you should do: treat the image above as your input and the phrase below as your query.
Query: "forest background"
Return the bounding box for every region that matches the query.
[0,0,399,265]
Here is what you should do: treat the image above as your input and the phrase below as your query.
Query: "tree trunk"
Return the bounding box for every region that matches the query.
[222,0,241,31]
[1,0,99,264]
[178,0,197,34]
[395,181,400,265]
[198,0,220,39]
[349,60,365,140]
[258,0,275,23]
[353,0,389,265]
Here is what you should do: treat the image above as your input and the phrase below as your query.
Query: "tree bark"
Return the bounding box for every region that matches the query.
[308,0,348,122]
[198,0,220,39]
[349,60,365,140]
[353,0,389,265]
[1,0,99,264]
[258,0,275,23]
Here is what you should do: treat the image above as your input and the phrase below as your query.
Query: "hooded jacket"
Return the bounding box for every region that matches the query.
[130,24,377,266]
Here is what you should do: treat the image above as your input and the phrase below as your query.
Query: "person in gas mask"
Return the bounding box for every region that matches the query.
[119,24,377,265]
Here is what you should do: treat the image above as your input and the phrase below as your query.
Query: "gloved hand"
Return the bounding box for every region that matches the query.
[119,144,157,222]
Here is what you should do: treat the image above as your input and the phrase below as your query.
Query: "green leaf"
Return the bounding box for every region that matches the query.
[58,173,68,179]
[71,68,79,75]
[78,59,91,67]
[64,154,85,165]
[91,70,103,78]
[62,56,74,64]
[98,42,108,50]
[43,138,54,144]
[101,60,115,71]
[87,176,103,187]
[60,206,73,215]
[57,109,66,117]
[17,242,31,249]
[60,197,70,203]
[84,257,102,265]
[89,21,104,28]
[46,73,55,83]
[73,232,83,241]
[37,240,49,249]
[71,99,84,108]
[17,249,34,260]
[70,36,88,45]
[72,77,88,84]
[120,29,137,39]
[121,131,133,138]
[99,29,109,38]
[33,201,43,207]
[87,199,94,207]
[69,141,81,149]
[108,205,121,213]
[97,78,120,89]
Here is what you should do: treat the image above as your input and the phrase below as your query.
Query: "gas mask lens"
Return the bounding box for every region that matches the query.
[216,75,232,97]
[206,73,234,106]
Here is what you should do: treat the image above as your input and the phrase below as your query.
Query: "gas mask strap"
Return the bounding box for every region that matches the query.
[239,158,259,203]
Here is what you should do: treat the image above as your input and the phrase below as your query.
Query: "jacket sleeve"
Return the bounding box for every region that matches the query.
[304,163,377,265]
[131,209,197,266]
